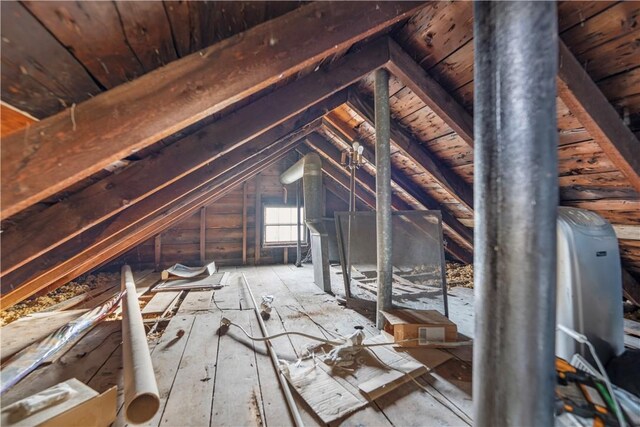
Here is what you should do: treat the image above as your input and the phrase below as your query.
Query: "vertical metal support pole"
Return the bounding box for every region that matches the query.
[375,68,393,329]
[295,177,302,267]
[473,2,558,426]
[346,165,356,291]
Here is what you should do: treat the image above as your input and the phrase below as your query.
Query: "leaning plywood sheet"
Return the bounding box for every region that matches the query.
[141,292,181,317]
[152,272,228,292]
[283,360,367,424]
[1,310,88,361]
[161,262,216,280]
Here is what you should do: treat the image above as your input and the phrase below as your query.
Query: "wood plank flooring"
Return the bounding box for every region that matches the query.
[3,264,475,426]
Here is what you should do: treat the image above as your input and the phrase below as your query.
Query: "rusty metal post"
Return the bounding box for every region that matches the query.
[375,68,393,329]
[473,1,558,425]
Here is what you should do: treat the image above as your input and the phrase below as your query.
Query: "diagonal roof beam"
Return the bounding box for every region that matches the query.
[323,177,371,212]
[1,130,307,307]
[385,38,474,147]
[0,2,424,220]
[345,89,473,210]
[557,41,640,192]
[2,37,389,279]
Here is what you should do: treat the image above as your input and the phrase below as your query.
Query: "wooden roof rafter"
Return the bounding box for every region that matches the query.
[1,1,425,220]
[0,119,317,307]
[557,40,640,193]
[1,34,394,281]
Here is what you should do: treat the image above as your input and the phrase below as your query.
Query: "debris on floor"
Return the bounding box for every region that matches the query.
[0,273,119,326]
[446,262,474,288]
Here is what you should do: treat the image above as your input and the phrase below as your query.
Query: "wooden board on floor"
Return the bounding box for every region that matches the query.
[1,309,88,360]
[211,309,266,427]
[176,290,214,314]
[160,312,220,426]
[141,291,181,317]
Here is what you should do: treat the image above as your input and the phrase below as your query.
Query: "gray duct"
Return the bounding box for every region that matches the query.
[280,153,331,292]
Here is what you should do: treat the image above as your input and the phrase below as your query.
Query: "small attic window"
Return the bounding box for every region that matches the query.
[263,205,306,247]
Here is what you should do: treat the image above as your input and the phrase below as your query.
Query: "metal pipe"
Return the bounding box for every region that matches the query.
[473,2,558,426]
[280,152,330,291]
[374,68,393,329]
[121,265,160,424]
[346,164,357,294]
[241,273,305,427]
[280,152,323,230]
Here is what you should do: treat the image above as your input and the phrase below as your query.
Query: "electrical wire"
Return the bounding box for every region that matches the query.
[222,319,473,349]
[557,324,626,427]
[222,318,343,345]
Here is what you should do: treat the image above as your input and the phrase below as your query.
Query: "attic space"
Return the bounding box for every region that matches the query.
[1,1,639,426]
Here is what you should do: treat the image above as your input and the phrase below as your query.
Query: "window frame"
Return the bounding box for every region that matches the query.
[261,203,307,248]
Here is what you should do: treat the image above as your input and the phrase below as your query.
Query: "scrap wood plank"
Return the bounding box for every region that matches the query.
[152,271,228,292]
[176,290,214,314]
[0,378,115,427]
[1,321,122,406]
[0,309,88,361]
[141,291,181,317]
[160,312,220,427]
[359,360,428,401]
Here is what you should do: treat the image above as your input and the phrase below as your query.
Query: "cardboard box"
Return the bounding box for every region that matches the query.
[381,309,457,347]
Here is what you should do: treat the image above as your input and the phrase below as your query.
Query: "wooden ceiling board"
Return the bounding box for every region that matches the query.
[114,1,178,71]
[23,1,146,88]
[0,1,100,118]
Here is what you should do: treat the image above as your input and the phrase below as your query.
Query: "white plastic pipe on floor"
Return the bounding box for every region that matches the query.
[121,265,160,424]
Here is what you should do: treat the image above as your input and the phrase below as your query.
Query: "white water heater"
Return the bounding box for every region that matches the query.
[556,207,625,365]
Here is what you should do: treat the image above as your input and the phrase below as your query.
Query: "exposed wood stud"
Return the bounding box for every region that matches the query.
[255,174,262,266]
[154,234,162,271]
[199,206,206,265]
[242,181,248,265]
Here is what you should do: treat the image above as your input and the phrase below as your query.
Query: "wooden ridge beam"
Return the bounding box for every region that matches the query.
[385,38,474,147]
[346,89,473,210]
[557,41,640,192]
[304,134,472,263]
[2,68,353,278]
[1,124,313,307]
[1,1,424,220]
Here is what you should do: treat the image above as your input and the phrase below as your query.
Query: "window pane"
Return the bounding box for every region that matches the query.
[265,225,279,242]
[265,207,278,224]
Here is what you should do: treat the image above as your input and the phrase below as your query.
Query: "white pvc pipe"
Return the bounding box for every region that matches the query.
[121,265,160,424]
